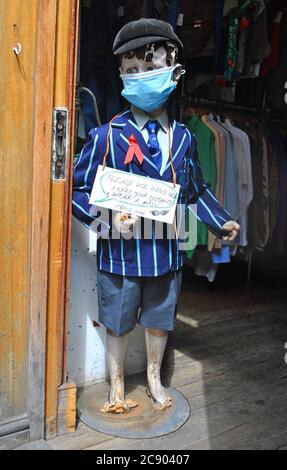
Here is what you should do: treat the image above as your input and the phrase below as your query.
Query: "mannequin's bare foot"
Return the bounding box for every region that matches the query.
[100,376,138,414]
[145,328,172,410]
[102,331,138,413]
[101,398,138,414]
[146,375,172,410]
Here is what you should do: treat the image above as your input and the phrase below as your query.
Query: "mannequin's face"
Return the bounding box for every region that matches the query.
[120,41,183,84]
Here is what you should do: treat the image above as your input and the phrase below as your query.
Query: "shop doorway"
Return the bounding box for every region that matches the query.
[44,0,287,448]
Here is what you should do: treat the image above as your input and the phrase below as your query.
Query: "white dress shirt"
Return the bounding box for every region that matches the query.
[131,105,173,176]
[224,119,254,246]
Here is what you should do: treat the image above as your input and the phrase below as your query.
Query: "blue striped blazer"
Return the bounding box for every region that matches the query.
[72,110,232,277]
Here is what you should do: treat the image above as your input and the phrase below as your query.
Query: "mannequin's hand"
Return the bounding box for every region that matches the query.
[113,212,139,235]
[221,220,240,241]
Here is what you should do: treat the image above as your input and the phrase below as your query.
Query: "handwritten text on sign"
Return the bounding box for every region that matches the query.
[89,165,180,224]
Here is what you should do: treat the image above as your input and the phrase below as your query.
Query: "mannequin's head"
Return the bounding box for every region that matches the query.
[113,19,184,113]
[119,40,183,85]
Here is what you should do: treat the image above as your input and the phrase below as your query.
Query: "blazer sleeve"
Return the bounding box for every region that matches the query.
[186,131,234,239]
[72,128,107,230]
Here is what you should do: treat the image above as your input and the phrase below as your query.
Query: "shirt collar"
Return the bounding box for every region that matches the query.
[131,105,169,133]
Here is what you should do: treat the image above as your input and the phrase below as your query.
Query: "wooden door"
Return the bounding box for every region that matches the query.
[0,0,79,449]
[0,0,57,449]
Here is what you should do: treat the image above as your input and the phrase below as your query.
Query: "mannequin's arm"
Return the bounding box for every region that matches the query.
[72,128,111,235]
[72,128,101,226]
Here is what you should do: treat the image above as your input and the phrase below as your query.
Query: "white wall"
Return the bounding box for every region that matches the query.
[67,216,147,387]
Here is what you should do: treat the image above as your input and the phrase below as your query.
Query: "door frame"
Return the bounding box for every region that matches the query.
[44,0,79,439]
[28,0,58,442]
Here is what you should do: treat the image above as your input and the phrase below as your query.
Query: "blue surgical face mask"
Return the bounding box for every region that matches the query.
[120,66,177,112]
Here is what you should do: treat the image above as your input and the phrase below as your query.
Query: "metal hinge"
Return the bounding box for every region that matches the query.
[51,107,69,180]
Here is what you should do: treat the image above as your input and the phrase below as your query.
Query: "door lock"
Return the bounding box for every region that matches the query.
[51,107,69,180]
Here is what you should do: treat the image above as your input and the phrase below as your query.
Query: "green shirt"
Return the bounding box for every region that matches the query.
[185,115,217,257]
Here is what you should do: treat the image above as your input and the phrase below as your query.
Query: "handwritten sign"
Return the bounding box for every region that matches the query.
[89,165,180,224]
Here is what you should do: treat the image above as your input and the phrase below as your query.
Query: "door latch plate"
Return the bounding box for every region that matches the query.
[51,107,69,180]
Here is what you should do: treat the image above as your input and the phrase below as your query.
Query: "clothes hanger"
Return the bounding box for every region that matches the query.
[82,0,95,7]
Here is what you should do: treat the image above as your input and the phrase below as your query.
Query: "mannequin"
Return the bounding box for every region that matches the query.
[72,18,240,414]
[102,39,184,412]
[106,41,184,412]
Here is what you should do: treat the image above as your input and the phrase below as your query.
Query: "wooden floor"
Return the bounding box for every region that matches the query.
[18,271,287,450]
[42,274,287,451]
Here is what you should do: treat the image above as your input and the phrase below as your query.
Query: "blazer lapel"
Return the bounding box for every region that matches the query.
[115,114,190,182]
[116,115,163,179]
[161,121,190,181]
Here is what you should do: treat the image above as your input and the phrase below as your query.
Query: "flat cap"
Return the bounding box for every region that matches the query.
[113,18,183,55]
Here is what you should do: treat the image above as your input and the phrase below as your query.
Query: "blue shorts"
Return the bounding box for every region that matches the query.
[97,269,183,336]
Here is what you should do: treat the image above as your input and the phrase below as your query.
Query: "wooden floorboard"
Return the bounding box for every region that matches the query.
[47,285,287,451]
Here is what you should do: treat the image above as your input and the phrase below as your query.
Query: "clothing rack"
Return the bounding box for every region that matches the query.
[180,96,287,286]
[179,96,287,125]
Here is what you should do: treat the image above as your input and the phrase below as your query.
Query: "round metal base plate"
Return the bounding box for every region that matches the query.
[77,377,190,439]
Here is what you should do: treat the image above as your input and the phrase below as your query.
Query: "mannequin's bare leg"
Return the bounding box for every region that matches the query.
[145,328,172,410]
[101,329,138,414]
[106,330,127,404]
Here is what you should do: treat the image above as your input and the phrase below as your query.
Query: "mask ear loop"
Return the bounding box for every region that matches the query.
[102,112,124,170]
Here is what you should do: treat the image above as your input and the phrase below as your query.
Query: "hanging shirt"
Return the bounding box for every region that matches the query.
[266,135,280,242]
[235,118,268,250]
[201,114,226,251]
[267,130,287,254]
[208,115,240,221]
[186,114,217,248]
[223,119,253,246]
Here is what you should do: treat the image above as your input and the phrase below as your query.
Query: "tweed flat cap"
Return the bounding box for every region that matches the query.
[113,18,183,55]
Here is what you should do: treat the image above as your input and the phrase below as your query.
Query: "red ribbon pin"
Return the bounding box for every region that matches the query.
[124,134,144,165]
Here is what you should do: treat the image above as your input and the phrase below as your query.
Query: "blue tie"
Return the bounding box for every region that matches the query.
[145,120,162,173]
